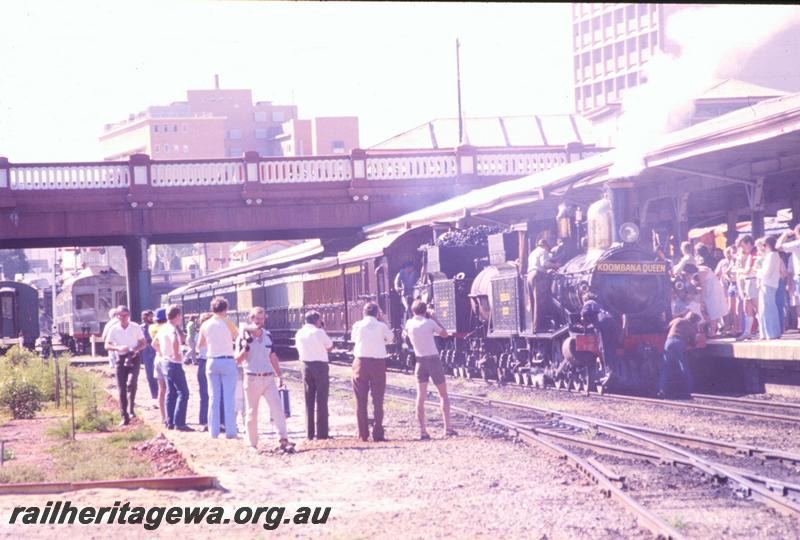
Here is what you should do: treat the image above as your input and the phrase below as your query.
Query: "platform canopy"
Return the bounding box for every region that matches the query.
[364,92,800,237]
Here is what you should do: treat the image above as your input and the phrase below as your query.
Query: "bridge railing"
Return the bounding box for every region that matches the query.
[0,144,592,194]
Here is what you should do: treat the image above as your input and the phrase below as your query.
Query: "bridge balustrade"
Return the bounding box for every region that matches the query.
[9,163,130,190]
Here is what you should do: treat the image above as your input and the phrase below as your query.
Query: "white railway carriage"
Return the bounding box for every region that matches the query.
[55,266,127,341]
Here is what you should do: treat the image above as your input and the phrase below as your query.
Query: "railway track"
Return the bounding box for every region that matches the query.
[366,358,800,425]
[287,366,800,538]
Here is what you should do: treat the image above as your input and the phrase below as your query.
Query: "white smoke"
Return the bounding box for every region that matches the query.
[609,4,800,179]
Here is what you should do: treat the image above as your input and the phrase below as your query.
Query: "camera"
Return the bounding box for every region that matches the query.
[238,330,254,352]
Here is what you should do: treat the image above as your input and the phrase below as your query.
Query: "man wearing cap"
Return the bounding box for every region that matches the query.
[155,304,192,431]
[104,305,146,426]
[236,307,293,452]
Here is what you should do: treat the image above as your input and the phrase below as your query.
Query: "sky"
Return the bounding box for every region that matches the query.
[0,1,573,162]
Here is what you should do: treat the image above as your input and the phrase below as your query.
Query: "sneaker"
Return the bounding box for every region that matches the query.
[199,424,209,432]
[445,429,459,437]
[420,432,431,441]
[118,418,130,427]
[176,425,195,432]
[735,333,751,342]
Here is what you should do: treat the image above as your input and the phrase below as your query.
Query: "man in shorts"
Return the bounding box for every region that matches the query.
[403,300,456,440]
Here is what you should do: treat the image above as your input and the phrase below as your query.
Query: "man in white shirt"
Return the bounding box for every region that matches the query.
[350,302,393,442]
[198,297,240,439]
[104,306,146,426]
[404,300,456,440]
[156,305,192,431]
[777,224,800,330]
[294,310,334,440]
[101,307,120,369]
[526,238,559,332]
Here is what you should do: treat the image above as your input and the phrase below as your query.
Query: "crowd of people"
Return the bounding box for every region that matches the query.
[658,225,800,397]
[670,223,800,341]
[100,296,456,452]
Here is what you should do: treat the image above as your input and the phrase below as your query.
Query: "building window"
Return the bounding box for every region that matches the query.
[182,124,188,132]
[332,140,345,154]
[164,144,170,153]
[172,125,178,132]
[626,5,635,20]
[183,145,189,154]
[255,128,268,140]
[254,111,268,122]
[173,145,179,153]
[271,111,285,123]
[153,125,159,133]
[627,73,638,88]
[583,85,591,98]
[228,148,243,158]
[228,129,242,140]
[154,144,160,153]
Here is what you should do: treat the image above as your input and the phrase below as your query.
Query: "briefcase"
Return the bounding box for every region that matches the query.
[278,387,291,418]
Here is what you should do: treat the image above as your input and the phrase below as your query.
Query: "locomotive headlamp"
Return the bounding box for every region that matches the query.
[619,222,640,243]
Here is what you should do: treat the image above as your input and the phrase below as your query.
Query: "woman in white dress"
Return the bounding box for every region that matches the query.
[695,264,729,336]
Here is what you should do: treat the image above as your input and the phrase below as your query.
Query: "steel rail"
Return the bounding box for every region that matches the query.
[435,390,800,517]
[283,368,684,539]
[593,392,800,424]
[689,393,800,412]
[388,392,686,540]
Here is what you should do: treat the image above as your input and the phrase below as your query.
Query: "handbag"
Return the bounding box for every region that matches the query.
[278,387,291,418]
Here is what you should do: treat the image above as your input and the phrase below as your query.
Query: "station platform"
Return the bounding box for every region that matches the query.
[698,332,800,396]
[705,332,800,361]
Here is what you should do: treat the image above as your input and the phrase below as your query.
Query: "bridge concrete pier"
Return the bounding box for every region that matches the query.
[124,237,152,317]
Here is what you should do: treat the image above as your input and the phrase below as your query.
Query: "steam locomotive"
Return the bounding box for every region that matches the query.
[421,198,671,394]
[168,191,671,394]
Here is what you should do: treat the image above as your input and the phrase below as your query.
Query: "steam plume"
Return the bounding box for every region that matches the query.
[608,5,800,179]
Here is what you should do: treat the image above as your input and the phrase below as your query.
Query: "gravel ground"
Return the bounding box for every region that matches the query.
[321,362,800,539]
[0,362,652,539]
[369,366,800,455]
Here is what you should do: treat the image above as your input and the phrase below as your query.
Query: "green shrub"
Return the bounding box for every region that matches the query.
[0,464,46,484]
[4,346,36,367]
[47,420,73,440]
[0,379,44,419]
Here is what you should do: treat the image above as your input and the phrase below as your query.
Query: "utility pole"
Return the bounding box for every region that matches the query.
[456,38,464,145]
[51,248,57,337]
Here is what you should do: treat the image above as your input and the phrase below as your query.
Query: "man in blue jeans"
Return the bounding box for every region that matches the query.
[139,310,159,400]
[154,305,193,431]
[198,297,239,439]
[657,311,702,399]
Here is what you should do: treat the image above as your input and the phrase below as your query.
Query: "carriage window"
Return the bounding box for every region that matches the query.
[1,297,12,319]
[115,291,127,306]
[75,294,95,310]
[98,288,113,314]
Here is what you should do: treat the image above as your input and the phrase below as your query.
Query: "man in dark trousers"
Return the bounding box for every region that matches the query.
[294,310,334,439]
[351,302,393,442]
[139,310,159,401]
[104,306,146,426]
[657,311,702,398]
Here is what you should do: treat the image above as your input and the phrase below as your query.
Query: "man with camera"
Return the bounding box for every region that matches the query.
[236,307,294,453]
[104,305,146,426]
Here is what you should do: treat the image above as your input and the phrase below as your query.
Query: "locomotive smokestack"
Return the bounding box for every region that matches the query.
[214,74,220,90]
